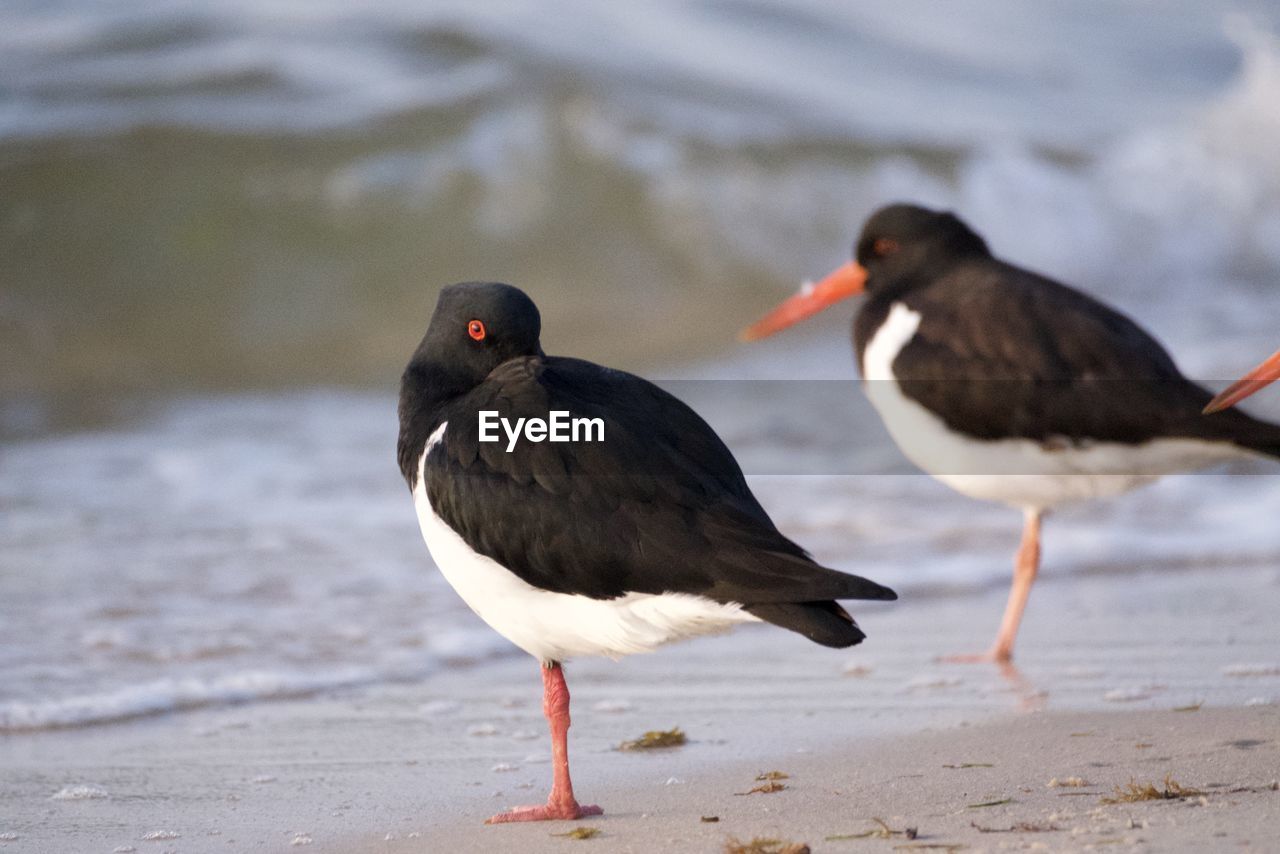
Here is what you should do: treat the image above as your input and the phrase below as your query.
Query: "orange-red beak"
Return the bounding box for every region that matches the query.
[739,261,867,341]
[1203,347,1280,414]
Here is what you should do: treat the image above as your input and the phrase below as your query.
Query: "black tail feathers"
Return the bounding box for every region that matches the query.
[1196,401,1280,460]
[745,601,869,648]
[1227,416,1280,460]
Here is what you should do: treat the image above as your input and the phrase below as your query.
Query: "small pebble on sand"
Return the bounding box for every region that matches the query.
[1048,777,1090,788]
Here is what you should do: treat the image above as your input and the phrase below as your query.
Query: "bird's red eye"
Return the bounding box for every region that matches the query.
[873,237,899,256]
[467,319,486,341]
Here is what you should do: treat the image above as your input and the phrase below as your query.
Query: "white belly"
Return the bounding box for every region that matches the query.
[862,303,1244,511]
[412,423,757,663]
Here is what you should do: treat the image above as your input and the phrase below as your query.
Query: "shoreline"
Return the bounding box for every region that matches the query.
[2,564,1277,853]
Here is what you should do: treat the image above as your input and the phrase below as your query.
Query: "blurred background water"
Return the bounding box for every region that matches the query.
[3,0,1280,730]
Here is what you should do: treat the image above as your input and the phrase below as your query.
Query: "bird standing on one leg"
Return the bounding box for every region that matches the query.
[398,281,897,823]
[489,662,590,823]
[743,203,1280,664]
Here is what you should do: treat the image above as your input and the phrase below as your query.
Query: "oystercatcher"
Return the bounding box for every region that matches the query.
[398,282,896,823]
[742,203,1280,663]
[1204,347,1280,413]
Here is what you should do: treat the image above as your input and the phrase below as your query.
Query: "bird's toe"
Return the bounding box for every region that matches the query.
[484,800,603,824]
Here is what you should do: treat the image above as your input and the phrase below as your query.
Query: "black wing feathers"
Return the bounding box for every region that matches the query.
[424,356,896,604]
[863,260,1280,455]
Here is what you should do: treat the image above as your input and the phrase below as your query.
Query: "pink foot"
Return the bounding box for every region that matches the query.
[485,800,603,824]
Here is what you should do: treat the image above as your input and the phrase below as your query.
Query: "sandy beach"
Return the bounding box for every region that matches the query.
[403,707,1279,854]
[4,563,1277,854]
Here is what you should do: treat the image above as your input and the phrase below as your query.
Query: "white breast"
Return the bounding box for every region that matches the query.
[411,422,757,664]
[862,302,1244,511]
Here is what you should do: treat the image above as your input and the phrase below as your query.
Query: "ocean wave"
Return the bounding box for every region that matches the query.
[0,0,1262,145]
[0,666,417,732]
[315,14,1280,302]
[0,623,519,732]
[4,9,1280,404]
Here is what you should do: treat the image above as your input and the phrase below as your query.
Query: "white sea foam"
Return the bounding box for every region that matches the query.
[0,664,432,731]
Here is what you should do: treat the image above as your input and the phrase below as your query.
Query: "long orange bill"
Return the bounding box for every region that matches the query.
[1203,347,1280,414]
[739,261,868,341]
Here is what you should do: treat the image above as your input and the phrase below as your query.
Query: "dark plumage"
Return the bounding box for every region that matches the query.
[849,205,1280,457]
[399,282,894,647]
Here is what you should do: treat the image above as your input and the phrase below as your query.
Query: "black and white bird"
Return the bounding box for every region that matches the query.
[742,203,1280,664]
[398,281,896,824]
[1204,347,1280,413]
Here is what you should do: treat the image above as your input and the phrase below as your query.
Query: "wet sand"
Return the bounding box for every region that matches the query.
[402,706,1280,854]
[3,565,1278,853]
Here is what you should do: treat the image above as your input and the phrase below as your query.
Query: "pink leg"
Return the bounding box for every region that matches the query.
[943,508,1043,664]
[485,662,603,824]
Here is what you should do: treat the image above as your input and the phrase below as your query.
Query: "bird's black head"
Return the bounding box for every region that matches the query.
[404,281,543,400]
[854,203,989,293]
[397,282,543,487]
[741,203,990,341]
